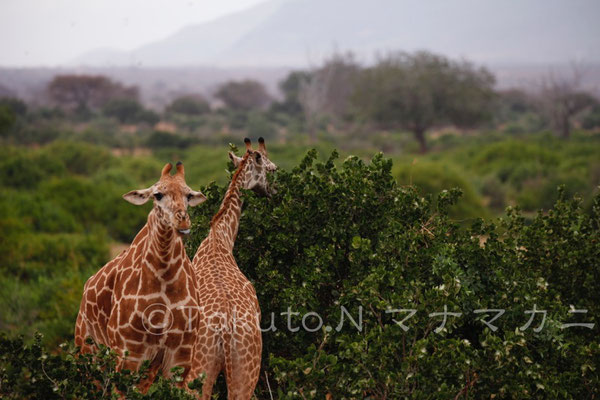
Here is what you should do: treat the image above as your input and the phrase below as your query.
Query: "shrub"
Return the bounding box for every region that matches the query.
[41,141,111,176]
[1,150,598,398]
[480,175,506,210]
[0,105,16,136]
[135,109,161,126]
[102,98,144,123]
[166,95,210,116]
[146,131,197,149]
[0,152,47,188]
[0,334,204,399]
[393,161,487,220]
[469,141,559,186]
[215,80,272,111]
[517,173,589,211]
[0,230,110,345]
[0,97,27,116]
[185,150,599,398]
[247,111,277,140]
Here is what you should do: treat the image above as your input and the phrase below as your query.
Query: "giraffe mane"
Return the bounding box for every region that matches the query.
[210,151,251,226]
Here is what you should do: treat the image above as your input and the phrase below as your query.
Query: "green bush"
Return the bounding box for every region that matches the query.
[1,148,598,398]
[0,189,78,233]
[41,141,111,176]
[166,95,210,116]
[146,131,198,149]
[0,334,204,399]
[0,153,47,188]
[114,156,166,185]
[469,141,559,186]
[14,124,63,145]
[0,230,110,345]
[0,105,16,136]
[480,175,506,210]
[247,111,277,140]
[517,173,589,211]
[0,142,155,344]
[428,134,600,214]
[393,160,487,220]
[0,97,27,116]
[0,267,101,345]
[582,105,600,130]
[102,98,144,123]
[185,150,599,398]
[136,109,161,126]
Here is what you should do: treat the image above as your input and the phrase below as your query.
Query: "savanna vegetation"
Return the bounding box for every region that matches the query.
[1,148,599,398]
[0,50,599,398]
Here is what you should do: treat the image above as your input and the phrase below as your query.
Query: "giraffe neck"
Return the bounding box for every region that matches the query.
[208,158,250,252]
[143,207,184,270]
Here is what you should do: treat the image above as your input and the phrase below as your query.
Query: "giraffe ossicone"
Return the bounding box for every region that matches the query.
[188,137,277,399]
[75,161,206,393]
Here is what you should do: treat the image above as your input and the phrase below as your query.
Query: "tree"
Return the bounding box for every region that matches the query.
[271,71,312,117]
[497,89,536,115]
[352,51,495,153]
[0,97,25,138]
[582,104,600,130]
[214,80,272,111]
[298,53,361,139]
[186,151,600,398]
[0,105,16,137]
[0,334,204,399]
[102,98,143,123]
[101,98,160,125]
[538,65,598,138]
[47,75,138,114]
[300,53,360,119]
[492,89,546,133]
[1,150,599,398]
[0,97,27,117]
[166,95,210,116]
[146,131,195,149]
[135,109,160,126]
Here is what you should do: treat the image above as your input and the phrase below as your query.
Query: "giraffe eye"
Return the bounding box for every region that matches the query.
[187,193,193,201]
[154,192,164,201]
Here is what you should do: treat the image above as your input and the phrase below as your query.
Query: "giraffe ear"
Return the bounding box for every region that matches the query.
[187,190,207,207]
[122,188,152,205]
[229,152,243,167]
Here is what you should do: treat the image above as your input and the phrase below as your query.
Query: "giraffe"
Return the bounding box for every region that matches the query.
[188,137,277,399]
[74,162,206,392]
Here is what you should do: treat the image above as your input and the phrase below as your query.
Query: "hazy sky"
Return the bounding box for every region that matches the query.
[0,0,266,67]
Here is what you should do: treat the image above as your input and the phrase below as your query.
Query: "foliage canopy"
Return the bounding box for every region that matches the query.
[1,148,598,398]
[186,149,599,398]
[352,51,496,152]
[215,80,272,111]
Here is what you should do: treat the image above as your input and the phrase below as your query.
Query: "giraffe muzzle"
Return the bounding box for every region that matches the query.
[174,209,191,234]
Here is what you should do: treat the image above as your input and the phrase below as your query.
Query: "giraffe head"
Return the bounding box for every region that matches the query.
[122,162,206,235]
[229,137,277,197]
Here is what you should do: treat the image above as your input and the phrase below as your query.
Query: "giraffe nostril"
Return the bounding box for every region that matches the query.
[174,210,190,234]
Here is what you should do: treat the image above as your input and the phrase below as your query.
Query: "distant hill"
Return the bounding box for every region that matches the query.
[73,0,286,68]
[74,0,600,67]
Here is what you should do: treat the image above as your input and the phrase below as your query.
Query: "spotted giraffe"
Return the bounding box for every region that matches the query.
[74,162,206,392]
[188,138,277,399]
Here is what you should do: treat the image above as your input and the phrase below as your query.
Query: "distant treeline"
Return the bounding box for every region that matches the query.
[1,51,599,153]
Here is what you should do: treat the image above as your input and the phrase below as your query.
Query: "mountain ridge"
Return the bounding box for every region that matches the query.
[73,0,600,68]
